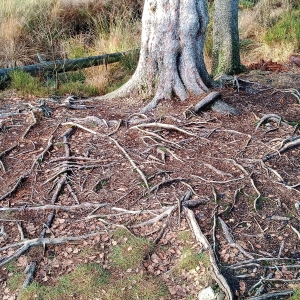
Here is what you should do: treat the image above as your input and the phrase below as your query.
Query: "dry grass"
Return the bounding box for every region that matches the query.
[238,0,300,63]
[0,0,299,97]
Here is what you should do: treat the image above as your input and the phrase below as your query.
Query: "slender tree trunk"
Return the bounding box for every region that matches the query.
[98,0,213,112]
[212,0,244,76]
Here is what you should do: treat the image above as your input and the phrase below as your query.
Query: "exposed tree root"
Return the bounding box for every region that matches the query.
[263,135,300,162]
[0,171,30,202]
[194,91,222,113]
[131,122,197,137]
[21,261,37,290]
[22,110,37,139]
[148,178,189,194]
[250,177,262,211]
[246,290,294,300]
[0,202,108,212]
[0,231,106,267]
[218,217,254,259]
[131,205,177,228]
[184,207,233,300]
[110,137,149,189]
[0,143,18,172]
[255,114,285,131]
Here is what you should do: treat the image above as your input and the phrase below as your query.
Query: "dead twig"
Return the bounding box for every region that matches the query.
[290,225,300,240]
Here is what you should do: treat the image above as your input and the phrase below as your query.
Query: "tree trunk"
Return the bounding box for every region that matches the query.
[98,0,213,112]
[212,0,243,76]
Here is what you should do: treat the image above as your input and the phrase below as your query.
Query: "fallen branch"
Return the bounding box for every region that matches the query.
[21,261,37,289]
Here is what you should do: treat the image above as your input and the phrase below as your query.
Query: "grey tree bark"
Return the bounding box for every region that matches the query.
[98,0,213,112]
[212,0,244,76]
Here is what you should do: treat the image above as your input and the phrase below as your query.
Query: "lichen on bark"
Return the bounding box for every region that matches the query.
[97,0,213,112]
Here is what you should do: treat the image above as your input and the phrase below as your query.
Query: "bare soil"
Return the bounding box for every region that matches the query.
[1,67,300,299]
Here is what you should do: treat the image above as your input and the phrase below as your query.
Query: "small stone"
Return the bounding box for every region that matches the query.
[198,286,215,300]
[295,202,300,210]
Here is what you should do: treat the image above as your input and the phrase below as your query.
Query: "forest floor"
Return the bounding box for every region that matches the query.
[1,64,300,300]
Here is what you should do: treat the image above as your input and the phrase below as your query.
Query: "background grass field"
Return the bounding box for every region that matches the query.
[0,0,299,97]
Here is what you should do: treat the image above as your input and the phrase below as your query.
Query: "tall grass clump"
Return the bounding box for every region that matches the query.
[0,0,142,97]
[264,9,300,51]
[238,0,299,63]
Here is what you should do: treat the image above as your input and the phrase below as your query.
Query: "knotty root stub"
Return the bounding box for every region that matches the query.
[194,91,240,115]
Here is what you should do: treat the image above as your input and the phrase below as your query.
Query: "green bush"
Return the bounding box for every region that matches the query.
[9,69,47,96]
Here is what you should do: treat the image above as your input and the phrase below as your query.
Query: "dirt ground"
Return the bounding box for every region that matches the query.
[1,65,300,299]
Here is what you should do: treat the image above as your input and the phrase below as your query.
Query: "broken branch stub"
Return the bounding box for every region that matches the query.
[194,91,222,113]
[194,91,241,115]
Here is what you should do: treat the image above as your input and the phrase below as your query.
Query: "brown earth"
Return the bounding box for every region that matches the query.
[1,66,300,299]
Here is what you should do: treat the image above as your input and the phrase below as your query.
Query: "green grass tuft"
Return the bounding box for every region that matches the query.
[291,289,300,300]
[111,229,153,270]
[9,70,47,96]
[19,263,109,300]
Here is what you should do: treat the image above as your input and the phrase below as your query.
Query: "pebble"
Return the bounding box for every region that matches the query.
[198,286,215,300]
[295,202,300,210]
